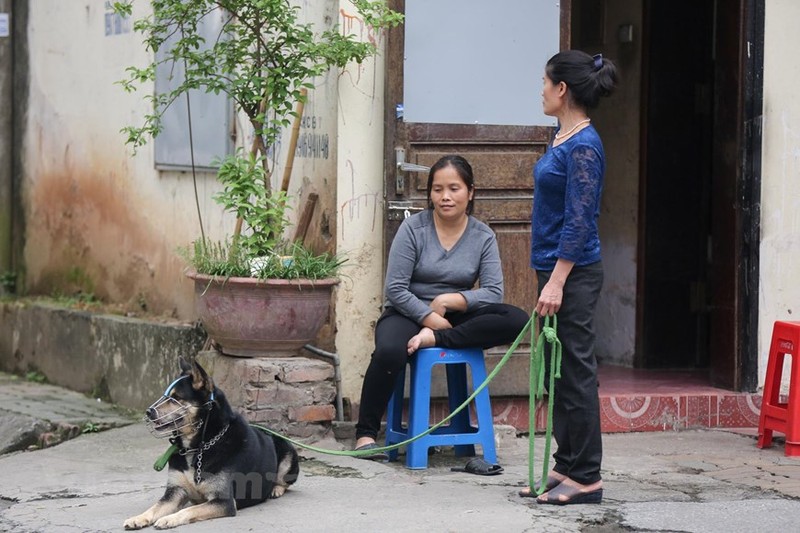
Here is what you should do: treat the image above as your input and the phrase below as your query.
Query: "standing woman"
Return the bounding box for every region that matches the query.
[353,155,529,461]
[519,51,617,504]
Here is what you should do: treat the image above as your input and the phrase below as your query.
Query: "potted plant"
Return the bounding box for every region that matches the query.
[114,0,402,356]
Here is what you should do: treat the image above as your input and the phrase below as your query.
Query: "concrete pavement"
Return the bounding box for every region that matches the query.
[1,372,800,532]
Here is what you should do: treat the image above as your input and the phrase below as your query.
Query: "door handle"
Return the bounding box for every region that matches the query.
[387,201,425,221]
[395,147,430,195]
[398,162,431,172]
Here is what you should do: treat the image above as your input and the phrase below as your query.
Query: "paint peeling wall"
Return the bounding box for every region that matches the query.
[759,0,800,389]
[334,2,387,400]
[21,1,340,320]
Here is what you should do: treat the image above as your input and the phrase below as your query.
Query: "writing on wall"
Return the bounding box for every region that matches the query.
[295,115,329,159]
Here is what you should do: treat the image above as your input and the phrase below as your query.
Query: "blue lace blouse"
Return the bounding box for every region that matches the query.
[530,125,605,271]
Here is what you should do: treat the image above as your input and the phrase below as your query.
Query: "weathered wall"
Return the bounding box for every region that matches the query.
[334,3,387,401]
[23,1,197,318]
[0,301,205,409]
[15,0,385,415]
[20,1,341,321]
[759,0,800,388]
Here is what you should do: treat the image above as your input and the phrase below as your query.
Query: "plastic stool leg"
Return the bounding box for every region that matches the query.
[758,323,793,449]
[468,353,497,463]
[446,362,476,457]
[757,350,783,448]
[785,352,800,456]
[385,366,407,462]
[405,354,433,469]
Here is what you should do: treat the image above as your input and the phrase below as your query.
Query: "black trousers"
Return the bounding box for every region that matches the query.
[538,261,604,485]
[355,303,530,440]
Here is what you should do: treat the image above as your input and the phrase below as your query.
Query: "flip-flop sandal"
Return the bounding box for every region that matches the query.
[536,483,603,506]
[354,442,389,462]
[518,475,564,497]
[450,457,504,476]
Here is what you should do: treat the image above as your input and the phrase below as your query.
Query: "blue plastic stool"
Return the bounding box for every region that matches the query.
[385,346,497,469]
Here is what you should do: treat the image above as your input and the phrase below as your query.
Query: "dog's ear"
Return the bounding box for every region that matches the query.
[179,357,192,375]
[190,360,215,395]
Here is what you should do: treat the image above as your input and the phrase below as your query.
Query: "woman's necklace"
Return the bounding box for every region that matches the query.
[554,118,591,140]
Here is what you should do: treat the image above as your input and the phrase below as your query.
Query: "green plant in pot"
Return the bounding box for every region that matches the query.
[115,0,402,356]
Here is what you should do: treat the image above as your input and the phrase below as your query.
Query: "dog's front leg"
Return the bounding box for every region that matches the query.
[123,487,189,530]
[153,499,236,529]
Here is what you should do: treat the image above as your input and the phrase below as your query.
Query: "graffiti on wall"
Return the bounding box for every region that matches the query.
[340,159,381,239]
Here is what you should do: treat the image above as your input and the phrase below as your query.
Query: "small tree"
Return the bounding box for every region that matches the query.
[114,0,402,277]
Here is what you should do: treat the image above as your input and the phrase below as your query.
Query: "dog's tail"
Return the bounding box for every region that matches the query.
[273,436,300,487]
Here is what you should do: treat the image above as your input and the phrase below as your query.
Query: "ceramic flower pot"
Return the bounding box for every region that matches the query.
[187,272,339,357]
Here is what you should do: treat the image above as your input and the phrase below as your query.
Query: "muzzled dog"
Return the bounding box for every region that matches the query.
[123,358,299,530]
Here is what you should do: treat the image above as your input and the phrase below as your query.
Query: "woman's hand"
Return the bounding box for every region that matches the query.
[536,259,574,316]
[429,293,467,317]
[422,311,452,330]
[535,280,563,316]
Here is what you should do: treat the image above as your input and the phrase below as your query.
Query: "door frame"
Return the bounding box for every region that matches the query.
[739,0,764,392]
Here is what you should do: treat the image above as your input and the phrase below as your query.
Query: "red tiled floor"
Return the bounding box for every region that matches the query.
[423,365,762,434]
[596,365,723,395]
[487,365,761,433]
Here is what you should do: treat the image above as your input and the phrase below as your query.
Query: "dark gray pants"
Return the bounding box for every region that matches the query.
[355,303,530,440]
[538,261,603,484]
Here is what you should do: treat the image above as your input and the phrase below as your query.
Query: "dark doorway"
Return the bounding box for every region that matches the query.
[639,0,716,370]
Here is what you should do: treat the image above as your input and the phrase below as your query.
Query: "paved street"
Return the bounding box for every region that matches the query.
[1,373,799,532]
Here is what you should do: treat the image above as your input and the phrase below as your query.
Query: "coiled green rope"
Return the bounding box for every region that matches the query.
[527,313,562,495]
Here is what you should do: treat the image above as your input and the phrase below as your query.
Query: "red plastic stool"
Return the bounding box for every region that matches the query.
[757,320,800,456]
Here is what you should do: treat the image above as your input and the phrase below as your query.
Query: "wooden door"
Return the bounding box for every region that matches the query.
[709,0,746,390]
[383,0,570,395]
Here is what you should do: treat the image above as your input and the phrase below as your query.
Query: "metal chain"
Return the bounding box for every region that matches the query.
[193,424,229,485]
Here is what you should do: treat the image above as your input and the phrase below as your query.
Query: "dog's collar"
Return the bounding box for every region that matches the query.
[193,423,230,485]
[152,422,226,473]
[176,423,229,456]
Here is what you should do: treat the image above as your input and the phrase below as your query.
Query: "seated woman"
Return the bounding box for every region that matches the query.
[353,154,530,460]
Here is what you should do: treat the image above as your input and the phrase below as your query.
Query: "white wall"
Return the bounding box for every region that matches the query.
[24,1,206,318]
[335,1,387,400]
[22,1,342,320]
[20,0,385,406]
[759,0,800,390]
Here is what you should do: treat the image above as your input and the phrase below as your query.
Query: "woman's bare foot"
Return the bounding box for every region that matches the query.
[518,471,567,497]
[407,327,436,354]
[355,437,376,449]
[536,478,603,505]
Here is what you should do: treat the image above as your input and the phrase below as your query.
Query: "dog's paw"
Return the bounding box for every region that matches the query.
[123,514,152,530]
[153,514,185,530]
[270,484,287,499]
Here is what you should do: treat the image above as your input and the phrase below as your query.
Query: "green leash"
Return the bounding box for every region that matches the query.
[154,443,179,471]
[153,313,561,479]
[250,316,535,457]
[527,313,562,495]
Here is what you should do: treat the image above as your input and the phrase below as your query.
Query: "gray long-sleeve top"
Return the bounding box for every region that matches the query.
[384,209,504,324]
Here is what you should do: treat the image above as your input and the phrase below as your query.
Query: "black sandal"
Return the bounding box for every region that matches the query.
[450,457,504,476]
[354,442,389,462]
[536,483,603,505]
[518,475,563,497]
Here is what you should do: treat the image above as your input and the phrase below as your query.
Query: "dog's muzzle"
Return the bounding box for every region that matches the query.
[144,395,193,438]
